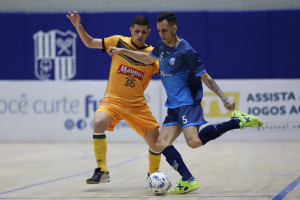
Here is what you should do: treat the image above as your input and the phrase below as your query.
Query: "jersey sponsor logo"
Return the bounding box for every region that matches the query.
[33,30,77,81]
[117,64,144,80]
[159,70,173,77]
[202,92,240,117]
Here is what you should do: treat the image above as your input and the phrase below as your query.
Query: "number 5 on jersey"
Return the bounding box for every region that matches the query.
[182,115,187,124]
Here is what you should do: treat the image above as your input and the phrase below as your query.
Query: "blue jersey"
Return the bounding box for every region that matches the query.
[150,38,206,108]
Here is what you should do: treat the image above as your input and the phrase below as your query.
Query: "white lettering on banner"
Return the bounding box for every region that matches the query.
[201,80,300,135]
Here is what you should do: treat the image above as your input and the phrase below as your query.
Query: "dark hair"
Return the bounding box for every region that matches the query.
[156,12,177,26]
[131,15,150,28]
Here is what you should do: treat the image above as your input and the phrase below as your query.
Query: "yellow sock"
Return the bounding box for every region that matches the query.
[93,134,107,173]
[148,149,161,175]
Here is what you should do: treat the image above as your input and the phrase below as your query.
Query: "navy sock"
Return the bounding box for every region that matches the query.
[162,145,193,181]
[198,119,240,145]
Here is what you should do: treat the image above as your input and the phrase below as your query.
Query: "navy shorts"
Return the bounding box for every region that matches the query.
[162,104,207,129]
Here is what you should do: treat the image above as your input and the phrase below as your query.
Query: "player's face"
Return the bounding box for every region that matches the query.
[157,20,177,46]
[130,25,150,48]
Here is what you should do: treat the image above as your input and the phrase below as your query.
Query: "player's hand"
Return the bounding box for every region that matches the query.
[108,46,121,57]
[223,99,235,111]
[66,11,81,28]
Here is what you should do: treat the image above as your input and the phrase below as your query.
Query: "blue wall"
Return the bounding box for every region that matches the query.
[0,10,299,80]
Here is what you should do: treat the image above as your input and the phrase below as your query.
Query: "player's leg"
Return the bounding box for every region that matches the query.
[180,101,240,147]
[93,111,110,173]
[175,103,240,147]
[155,112,188,180]
[86,100,121,184]
[158,125,188,177]
[86,111,111,184]
[156,107,199,194]
[196,119,240,145]
[123,104,161,177]
[177,104,207,148]
[196,110,263,146]
[182,125,203,148]
[156,124,181,151]
[158,125,199,194]
[144,128,161,176]
[182,122,241,147]
[183,122,241,148]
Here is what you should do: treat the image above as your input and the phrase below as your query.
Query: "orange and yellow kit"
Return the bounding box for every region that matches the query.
[96,35,160,137]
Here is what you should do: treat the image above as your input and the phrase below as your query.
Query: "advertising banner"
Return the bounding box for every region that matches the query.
[160,79,300,142]
[202,79,300,141]
[0,81,162,142]
[1,79,300,142]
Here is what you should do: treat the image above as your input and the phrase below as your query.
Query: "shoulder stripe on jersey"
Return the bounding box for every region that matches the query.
[117,39,150,66]
[117,39,132,50]
[101,38,106,52]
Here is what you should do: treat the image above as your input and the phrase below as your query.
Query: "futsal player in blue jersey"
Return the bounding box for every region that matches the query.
[108,12,263,194]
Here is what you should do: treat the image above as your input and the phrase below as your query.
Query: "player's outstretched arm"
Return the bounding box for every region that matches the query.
[200,72,235,111]
[108,47,157,65]
[66,11,103,49]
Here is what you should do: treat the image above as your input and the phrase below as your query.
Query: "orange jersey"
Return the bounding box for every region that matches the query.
[102,35,159,105]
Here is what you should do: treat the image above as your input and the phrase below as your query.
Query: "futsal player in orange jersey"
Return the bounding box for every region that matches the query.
[67,11,192,184]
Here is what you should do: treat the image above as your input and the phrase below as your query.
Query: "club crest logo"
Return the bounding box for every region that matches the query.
[33,30,77,81]
[169,57,175,65]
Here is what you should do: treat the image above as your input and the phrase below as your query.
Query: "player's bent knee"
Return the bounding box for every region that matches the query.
[156,141,169,152]
[94,117,105,125]
[94,125,105,133]
[149,145,161,153]
[147,141,161,153]
[186,139,202,149]
[94,118,108,133]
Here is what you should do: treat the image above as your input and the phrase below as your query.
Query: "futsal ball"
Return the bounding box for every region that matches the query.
[148,171,172,195]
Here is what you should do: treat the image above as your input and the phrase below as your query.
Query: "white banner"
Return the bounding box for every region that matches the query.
[161,79,300,141]
[1,79,300,142]
[202,79,300,129]
[0,80,162,142]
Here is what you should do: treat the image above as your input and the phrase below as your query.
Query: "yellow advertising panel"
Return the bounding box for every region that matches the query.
[202,92,240,117]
